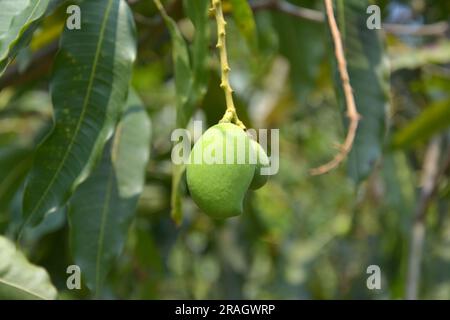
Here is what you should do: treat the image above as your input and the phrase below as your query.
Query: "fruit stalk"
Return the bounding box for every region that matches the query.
[211,0,246,129]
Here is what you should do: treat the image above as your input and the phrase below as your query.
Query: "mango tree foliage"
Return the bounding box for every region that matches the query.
[69,91,151,295]
[22,0,137,227]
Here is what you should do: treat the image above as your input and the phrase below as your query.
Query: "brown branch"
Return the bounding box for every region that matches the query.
[405,137,447,300]
[250,0,449,36]
[310,0,360,175]
[0,40,59,89]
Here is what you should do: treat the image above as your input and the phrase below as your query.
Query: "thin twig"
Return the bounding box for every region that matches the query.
[0,41,59,89]
[405,138,450,300]
[250,0,449,36]
[405,137,443,300]
[310,0,360,175]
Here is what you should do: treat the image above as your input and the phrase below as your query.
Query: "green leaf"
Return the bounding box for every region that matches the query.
[167,0,210,225]
[69,90,151,295]
[156,0,208,223]
[334,0,389,183]
[229,0,258,50]
[48,0,68,12]
[0,0,50,75]
[391,100,450,149]
[155,12,189,218]
[22,0,137,227]
[170,163,185,226]
[0,235,57,300]
[113,91,152,198]
[155,1,193,128]
[184,0,210,103]
[271,1,326,101]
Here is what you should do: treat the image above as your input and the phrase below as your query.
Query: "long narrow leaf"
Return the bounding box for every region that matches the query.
[271,1,325,101]
[22,0,137,227]
[392,100,450,149]
[156,0,207,223]
[229,0,257,50]
[69,91,151,295]
[155,1,193,128]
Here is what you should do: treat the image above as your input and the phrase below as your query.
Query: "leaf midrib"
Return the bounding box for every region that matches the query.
[25,0,114,225]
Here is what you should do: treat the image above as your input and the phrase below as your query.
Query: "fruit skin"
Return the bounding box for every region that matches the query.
[186,123,255,218]
[249,139,270,190]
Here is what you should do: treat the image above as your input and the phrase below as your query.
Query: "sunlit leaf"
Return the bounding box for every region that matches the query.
[0,0,50,75]
[0,235,57,299]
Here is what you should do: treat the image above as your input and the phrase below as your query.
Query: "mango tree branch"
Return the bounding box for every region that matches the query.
[250,0,449,36]
[310,0,360,175]
[405,137,449,299]
[0,40,58,89]
[211,0,245,129]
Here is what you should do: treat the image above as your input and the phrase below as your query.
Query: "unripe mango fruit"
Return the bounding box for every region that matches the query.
[186,123,269,219]
[249,139,270,190]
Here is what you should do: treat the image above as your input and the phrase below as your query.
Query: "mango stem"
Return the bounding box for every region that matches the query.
[211,0,246,130]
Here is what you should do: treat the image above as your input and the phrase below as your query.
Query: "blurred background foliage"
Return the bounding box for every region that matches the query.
[0,0,449,299]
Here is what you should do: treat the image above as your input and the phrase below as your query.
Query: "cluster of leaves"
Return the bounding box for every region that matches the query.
[0,0,449,300]
[0,0,150,298]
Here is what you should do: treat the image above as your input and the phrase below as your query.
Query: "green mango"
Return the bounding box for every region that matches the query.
[249,139,270,190]
[186,123,255,218]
